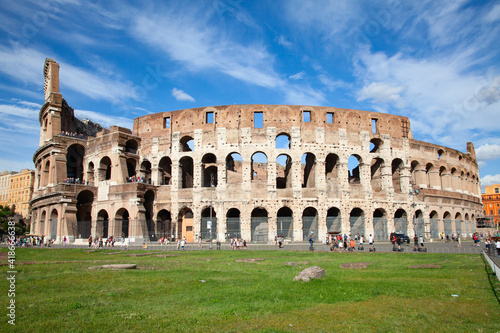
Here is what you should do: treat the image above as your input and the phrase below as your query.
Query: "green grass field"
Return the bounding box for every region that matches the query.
[1,248,499,332]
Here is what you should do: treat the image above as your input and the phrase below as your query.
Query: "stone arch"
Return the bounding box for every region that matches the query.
[276,133,291,149]
[251,207,268,242]
[125,139,138,154]
[370,138,383,153]
[454,212,463,236]
[429,210,439,239]
[391,158,404,193]
[179,156,194,188]
[99,156,112,181]
[139,159,151,184]
[325,153,340,195]
[158,156,172,185]
[226,208,241,239]
[350,208,365,238]
[43,159,50,186]
[326,207,341,233]
[348,154,362,184]
[202,153,217,187]
[414,209,425,237]
[276,154,292,189]
[178,207,193,242]
[426,163,436,188]
[144,190,155,240]
[87,162,95,185]
[97,209,109,238]
[302,207,318,241]
[77,190,93,239]
[371,157,384,192]
[156,209,171,240]
[277,207,293,240]
[39,210,46,235]
[394,208,408,234]
[251,152,268,182]
[115,208,130,238]
[66,144,85,181]
[226,153,242,184]
[201,206,217,240]
[50,208,58,240]
[443,211,452,237]
[126,158,137,179]
[373,208,388,241]
[180,135,194,152]
[301,153,316,188]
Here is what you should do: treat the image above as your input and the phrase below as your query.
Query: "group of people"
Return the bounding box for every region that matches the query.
[58,131,85,139]
[65,177,88,185]
[87,235,116,248]
[5,235,53,247]
[326,234,375,252]
[126,176,149,183]
[229,237,246,249]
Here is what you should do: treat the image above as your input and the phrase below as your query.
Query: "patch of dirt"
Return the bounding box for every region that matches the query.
[153,254,178,258]
[340,262,371,269]
[235,258,266,263]
[0,252,7,260]
[408,264,441,269]
[127,253,154,257]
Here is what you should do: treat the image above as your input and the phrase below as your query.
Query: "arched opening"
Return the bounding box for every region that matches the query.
[276,154,292,189]
[276,133,291,149]
[180,136,194,152]
[126,158,137,179]
[139,160,151,184]
[443,211,452,237]
[115,208,130,238]
[394,209,407,235]
[326,207,341,233]
[455,212,462,236]
[439,166,446,190]
[158,156,172,185]
[410,161,420,187]
[66,144,85,182]
[99,156,112,181]
[226,153,242,184]
[277,207,293,240]
[77,190,93,239]
[325,154,339,194]
[373,209,388,241]
[426,163,434,188]
[302,207,318,241]
[437,149,444,160]
[43,160,50,186]
[348,155,361,184]
[251,152,267,182]
[301,153,316,188]
[87,162,95,185]
[226,208,241,240]
[179,208,193,242]
[414,210,424,237]
[371,158,384,192]
[39,210,46,235]
[464,213,470,236]
[179,156,194,188]
[156,209,172,240]
[144,190,155,241]
[349,208,365,238]
[201,207,217,240]
[251,208,268,242]
[202,154,217,187]
[392,159,404,193]
[370,138,382,153]
[125,139,138,154]
[50,209,58,240]
[429,211,439,239]
[97,209,109,238]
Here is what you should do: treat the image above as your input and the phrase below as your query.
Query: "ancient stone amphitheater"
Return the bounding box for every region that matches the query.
[30,59,483,244]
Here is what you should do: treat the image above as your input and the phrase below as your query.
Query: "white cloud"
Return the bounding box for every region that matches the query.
[276,35,293,48]
[481,174,500,187]
[357,81,406,107]
[289,72,305,80]
[476,144,500,162]
[172,88,195,102]
[74,109,133,129]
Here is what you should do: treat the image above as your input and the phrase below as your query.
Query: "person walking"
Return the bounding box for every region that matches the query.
[309,235,314,249]
[457,234,462,248]
[496,239,500,257]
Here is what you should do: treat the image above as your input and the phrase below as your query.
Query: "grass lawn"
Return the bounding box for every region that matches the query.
[1,248,499,332]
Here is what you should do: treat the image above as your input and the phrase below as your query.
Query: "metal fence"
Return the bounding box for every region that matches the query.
[226,218,241,240]
[373,217,388,241]
[251,217,268,242]
[394,218,407,235]
[349,216,365,239]
[430,219,439,239]
[277,217,293,240]
[302,216,318,241]
[201,217,218,240]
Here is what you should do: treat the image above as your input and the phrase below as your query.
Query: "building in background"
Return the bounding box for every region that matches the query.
[0,171,16,208]
[482,184,500,227]
[8,169,35,219]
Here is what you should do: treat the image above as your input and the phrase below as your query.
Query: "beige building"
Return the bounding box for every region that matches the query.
[0,171,16,208]
[8,169,35,218]
[31,59,483,243]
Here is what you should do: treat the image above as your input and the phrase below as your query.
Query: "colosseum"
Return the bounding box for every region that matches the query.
[30,59,483,244]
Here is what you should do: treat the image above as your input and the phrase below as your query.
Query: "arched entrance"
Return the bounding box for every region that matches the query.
[156,209,172,240]
[179,208,193,242]
[394,209,408,235]
[201,207,217,240]
[251,208,268,242]
[77,190,93,239]
[226,208,241,240]
[50,209,58,240]
[349,208,365,238]
[144,190,155,240]
[302,207,318,241]
[97,210,109,238]
[373,208,388,241]
[277,207,293,240]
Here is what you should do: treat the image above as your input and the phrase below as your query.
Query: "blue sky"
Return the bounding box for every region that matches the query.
[0,0,499,191]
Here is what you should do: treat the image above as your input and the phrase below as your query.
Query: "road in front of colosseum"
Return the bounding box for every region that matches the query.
[33,240,490,255]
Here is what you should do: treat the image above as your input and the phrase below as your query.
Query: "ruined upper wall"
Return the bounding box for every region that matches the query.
[133,105,413,139]
[43,58,59,101]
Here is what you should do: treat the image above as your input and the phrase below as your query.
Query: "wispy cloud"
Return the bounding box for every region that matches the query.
[289,72,305,80]
[481,174,500,187]
[172,88,195,102]
[476,144,500,162]
[74,109,133,129]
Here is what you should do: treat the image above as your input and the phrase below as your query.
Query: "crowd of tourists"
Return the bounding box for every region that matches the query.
[87,236,116,249]
[64,177,88,185]
[126,176,149,183]
[58,131,85,139]
[4,235,53,247]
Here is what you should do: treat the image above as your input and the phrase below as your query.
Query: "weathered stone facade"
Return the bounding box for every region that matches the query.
[31,59,482,243]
